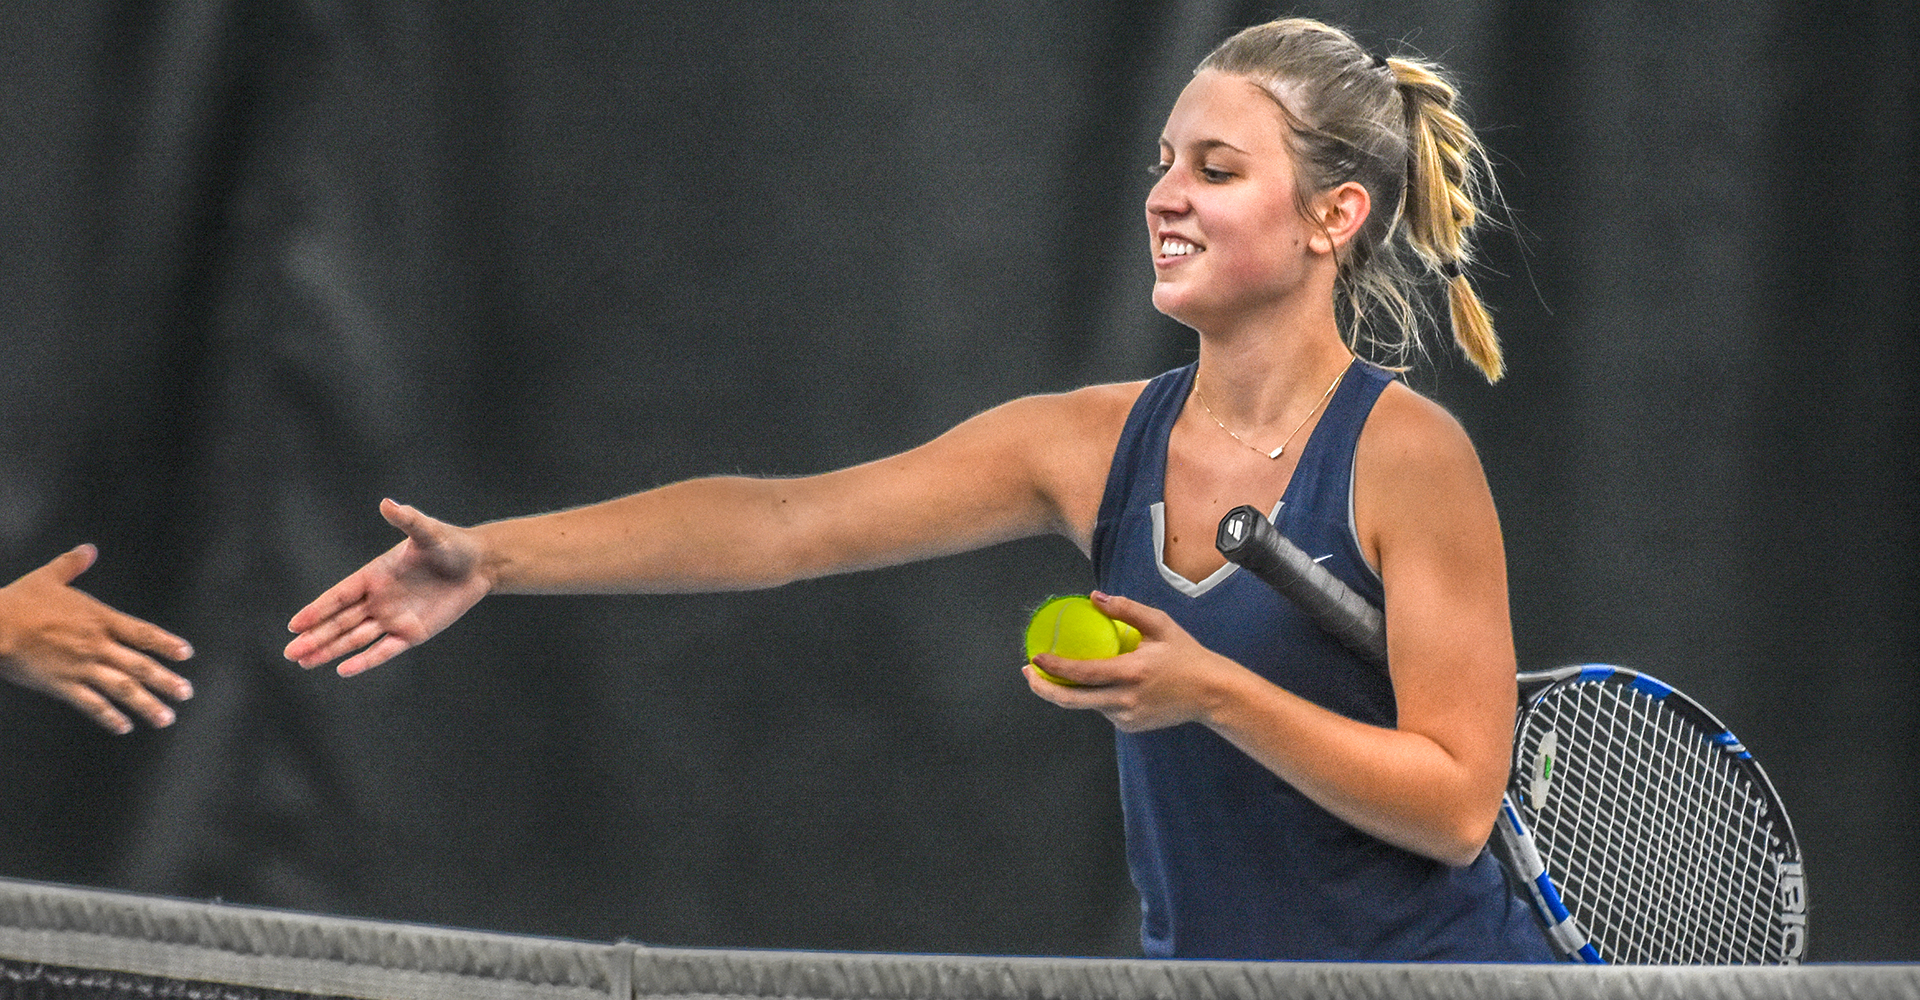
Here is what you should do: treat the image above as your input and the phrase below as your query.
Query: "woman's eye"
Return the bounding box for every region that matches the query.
[1146,162,1232,181]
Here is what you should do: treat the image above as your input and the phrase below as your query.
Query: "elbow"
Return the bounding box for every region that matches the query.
[1436,837,1489,870]
[1378,806,1496,868]
[1433,801,1501,869]
[1419,832,1490,870]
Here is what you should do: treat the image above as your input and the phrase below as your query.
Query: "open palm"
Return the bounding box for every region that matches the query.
[285,499,492,676]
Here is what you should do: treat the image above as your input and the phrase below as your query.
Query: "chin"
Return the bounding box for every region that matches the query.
[1150,288,1209,331]
[1150,284,1191,320]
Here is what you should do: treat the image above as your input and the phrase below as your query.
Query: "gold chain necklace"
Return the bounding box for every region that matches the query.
[1192,367,1346,460]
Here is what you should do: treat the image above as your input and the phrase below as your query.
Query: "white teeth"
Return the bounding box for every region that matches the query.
[1161,239,1198,257]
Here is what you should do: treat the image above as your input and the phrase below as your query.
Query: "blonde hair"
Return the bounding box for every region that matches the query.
[1198,18,1505,381]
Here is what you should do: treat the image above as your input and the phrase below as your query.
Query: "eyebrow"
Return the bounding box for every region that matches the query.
[1158,138,1250,156]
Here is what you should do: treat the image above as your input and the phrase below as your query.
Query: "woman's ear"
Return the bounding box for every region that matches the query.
[1308,181,1372,255]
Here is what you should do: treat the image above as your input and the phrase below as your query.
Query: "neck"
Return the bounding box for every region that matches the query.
[1191,320,1355,428]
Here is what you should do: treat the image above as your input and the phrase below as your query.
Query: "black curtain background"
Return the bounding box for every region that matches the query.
[2,0,1913,962]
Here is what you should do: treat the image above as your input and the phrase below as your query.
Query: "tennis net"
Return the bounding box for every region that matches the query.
[2,876,1913,1000]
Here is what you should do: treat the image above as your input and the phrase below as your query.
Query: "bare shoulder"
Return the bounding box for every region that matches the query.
[987,379,1145,426]
[960,380,1146,548]
[1352,379,1500,563]
[951,379,1145,457]
[1357,379,1486,481]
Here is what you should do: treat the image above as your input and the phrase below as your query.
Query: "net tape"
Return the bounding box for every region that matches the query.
[3,878,1914,1000]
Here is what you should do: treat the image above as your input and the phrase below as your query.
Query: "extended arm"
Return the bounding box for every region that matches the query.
[287,387,1131,676]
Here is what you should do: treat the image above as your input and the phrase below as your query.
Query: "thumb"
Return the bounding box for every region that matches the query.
[47,543,99,584]
[380,499,440,545]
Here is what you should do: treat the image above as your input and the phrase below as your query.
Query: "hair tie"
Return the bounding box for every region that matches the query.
[1371,52,1390,70]
[1439,260,1463,280]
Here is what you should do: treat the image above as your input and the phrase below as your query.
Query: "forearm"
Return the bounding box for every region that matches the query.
[476,476,821,595]
[1201,668,1506,866]
[477,463,1050,596]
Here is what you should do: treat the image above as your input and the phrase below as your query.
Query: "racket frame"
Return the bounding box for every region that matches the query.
[1213,505,1807,964]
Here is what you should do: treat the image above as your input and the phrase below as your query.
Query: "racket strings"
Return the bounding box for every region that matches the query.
[1555,689,1779,962]
[1567,693,1775,963]
[1518,682,1790,964]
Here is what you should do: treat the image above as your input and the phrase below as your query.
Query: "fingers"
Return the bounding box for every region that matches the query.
[336,633,414,678]
[289,498,422,636]
[285,588,408,676]
[286,574,370,635]
[380,498,440,546]
[285,596,372,666]
[43,543,99,584]
[1089,590,1165,635]
[1023,662,1129,716]
[1027,652,1117,688]
[292,617,386,671]
[100,642,195,704]
[107,612,194,664]
[56,683,138,735]
[99,674,181,730]
[1021,590,1158,689]
[51,643,194,733]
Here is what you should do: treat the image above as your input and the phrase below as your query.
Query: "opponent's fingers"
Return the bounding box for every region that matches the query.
[87,666,182,729]
[106,612,194,663]
[54,682,137,735]
[96,642,195,703]
[41,543,100,585]
[336,632,413,678]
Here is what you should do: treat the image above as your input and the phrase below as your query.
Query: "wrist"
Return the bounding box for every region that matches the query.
[1194,652,1261,731]
[469,521,510,595]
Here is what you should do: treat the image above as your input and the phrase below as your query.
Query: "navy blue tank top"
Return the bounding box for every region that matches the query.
[1091,359,1554,962]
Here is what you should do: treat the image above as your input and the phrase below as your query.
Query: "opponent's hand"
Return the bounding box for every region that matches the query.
[0,544,194,733]
[285,499,491,677]
[1023,591,1243,733]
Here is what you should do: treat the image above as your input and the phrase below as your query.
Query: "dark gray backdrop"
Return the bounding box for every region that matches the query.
[2,0,1913,962]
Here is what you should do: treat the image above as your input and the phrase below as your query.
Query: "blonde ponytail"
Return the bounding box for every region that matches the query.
[1199,19,1508,382]
[1393,58,1504,381]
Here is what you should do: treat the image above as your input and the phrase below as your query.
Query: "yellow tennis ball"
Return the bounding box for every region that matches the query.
[1024,595,1139,685]
[1114,618,1142,654]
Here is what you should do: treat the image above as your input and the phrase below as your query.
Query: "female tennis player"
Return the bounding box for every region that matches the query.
[286,17,1553,962]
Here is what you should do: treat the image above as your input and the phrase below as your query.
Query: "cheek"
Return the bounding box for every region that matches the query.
[1210,224,1297,283]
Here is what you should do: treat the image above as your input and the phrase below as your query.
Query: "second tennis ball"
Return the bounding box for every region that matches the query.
[1024,595,1141,685]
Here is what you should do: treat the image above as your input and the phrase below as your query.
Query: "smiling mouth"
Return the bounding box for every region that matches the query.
[1159,238,1200,259]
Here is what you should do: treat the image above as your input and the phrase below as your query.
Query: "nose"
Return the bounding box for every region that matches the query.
[1144,167,1187,220]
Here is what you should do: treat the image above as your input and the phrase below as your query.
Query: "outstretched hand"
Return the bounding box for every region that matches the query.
[0,544,194,733]
[1023,591,1243,733]
[285,499,491,677]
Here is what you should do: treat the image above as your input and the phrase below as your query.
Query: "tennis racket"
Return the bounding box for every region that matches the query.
[1215,505,1807,965]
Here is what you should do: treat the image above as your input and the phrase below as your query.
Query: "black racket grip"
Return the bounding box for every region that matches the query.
[1215,505,1388,668]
